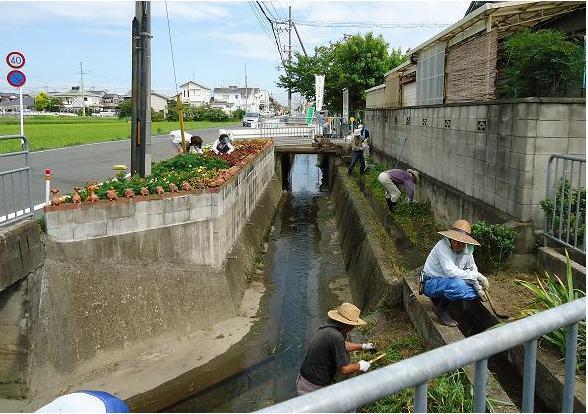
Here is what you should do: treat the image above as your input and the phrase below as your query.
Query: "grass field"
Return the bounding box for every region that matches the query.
[0,116,239,152]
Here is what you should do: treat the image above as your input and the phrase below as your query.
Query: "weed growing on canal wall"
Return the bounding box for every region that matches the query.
[350,162,441,253]
[517,251,586,373]
[354,310,474,413]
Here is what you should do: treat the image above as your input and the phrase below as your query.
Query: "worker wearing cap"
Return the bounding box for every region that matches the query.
[212,133,235,155]
[377,168,419,211]
[348,129,366,175]
[420,219,489,327]
[296,303,377,395]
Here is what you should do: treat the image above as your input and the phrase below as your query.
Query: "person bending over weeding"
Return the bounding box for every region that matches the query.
[169,129,192,154]
[189,135,203,154]
[377,168,419,211]
[420,219,489,327]
[296,302,377,396]
[212,133,234,155]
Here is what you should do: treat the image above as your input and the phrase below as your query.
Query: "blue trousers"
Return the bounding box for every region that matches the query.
[348,150,366,174]
[424,277,479,301]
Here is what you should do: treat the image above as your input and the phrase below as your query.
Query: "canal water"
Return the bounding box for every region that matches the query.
[166,154,354,412]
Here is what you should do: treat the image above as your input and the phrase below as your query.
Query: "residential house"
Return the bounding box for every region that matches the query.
[151,92,170,114]
[366,1,586,109]
[50,87,102,112]
[0,93,34,115]
[122,91,170,115]
[179,81,212,106]
[212,86,270,113]
[102,93,122,110]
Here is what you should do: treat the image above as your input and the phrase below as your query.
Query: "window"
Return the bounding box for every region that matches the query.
[416,43,445,105]
[235,95,239,99]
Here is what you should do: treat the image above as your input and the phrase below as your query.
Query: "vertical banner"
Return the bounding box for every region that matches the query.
[342,88,349,121]
[315,74,325,111]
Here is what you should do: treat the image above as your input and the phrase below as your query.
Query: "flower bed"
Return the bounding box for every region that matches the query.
[50,139,272,204]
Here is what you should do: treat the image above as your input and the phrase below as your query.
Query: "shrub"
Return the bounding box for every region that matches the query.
[232,108,246,121]
[517,251,586,373]
[471,220,518,270]
[498,29,584,98]
[541,179,586,246]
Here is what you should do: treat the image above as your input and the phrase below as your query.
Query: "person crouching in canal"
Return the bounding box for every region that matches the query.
[377,168,419,211]
[296,302,378,395]
[420,219,489,327]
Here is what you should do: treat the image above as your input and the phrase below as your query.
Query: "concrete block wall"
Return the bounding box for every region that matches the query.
[44,147,275,268]
[365,98,586,227]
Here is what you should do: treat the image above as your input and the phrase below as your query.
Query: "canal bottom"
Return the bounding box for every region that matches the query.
[164,154,353,412]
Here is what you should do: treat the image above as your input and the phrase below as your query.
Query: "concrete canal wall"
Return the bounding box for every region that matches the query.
[0,146,282,401]
[365,98,586,228]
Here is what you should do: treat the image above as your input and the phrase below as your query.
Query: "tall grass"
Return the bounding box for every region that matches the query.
[517,250,586,372]
[359,336,474,412]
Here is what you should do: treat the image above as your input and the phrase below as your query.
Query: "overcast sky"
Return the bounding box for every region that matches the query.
[0,0,469,104]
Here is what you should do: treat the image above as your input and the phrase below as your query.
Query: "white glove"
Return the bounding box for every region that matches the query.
[477,274,489,289]
[362,342,377,351]
[472,281,488,301]
[358,360,371,372]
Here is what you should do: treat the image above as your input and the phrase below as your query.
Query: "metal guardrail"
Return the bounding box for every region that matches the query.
[258,116,351,145]
[0,135,33,227]
[259,297,586,413]
[544,154,586,254]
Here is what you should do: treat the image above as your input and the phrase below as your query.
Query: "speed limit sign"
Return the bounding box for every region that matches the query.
[6,51,25,69]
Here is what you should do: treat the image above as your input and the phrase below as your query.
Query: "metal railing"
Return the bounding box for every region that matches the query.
[259,117,318,146]
[259,297,586,413]
[544,154,586,254]
[0,135,33,227]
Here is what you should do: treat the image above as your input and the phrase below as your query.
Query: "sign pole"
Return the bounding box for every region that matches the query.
[19,86,24,136]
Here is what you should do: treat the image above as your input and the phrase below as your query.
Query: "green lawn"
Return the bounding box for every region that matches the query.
[0,116,239,152]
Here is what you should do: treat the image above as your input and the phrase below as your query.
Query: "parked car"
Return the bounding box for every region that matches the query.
[242,112,260,127]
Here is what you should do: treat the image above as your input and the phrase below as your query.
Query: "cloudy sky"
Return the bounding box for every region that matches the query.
[0,0,469,104]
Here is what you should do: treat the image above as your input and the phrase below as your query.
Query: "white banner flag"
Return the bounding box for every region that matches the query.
[342,88,349,121]
[315,74,325,111]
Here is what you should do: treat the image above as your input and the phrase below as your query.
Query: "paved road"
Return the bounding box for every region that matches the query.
[1,126,225,212]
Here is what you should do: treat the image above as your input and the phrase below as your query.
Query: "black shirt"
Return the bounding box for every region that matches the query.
[299,323,350,386]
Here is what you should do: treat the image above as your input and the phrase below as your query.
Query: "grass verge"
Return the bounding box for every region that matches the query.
[0,116,239,152]
[351,308,475,413]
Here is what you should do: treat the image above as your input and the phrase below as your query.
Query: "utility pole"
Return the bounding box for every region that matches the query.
[244,64,248,112]
[131,1,152,177]
[79,62,86,116]
[288,5,292,115]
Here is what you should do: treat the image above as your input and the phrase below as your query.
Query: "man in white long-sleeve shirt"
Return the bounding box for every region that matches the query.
[421,219,489,326]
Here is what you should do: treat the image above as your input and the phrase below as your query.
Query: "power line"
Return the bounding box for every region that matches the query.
[164,1,179,96]
[295,21,451,28]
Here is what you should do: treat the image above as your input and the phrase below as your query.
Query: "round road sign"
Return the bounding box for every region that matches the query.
[6,51,25,69]
[7,70,26,87]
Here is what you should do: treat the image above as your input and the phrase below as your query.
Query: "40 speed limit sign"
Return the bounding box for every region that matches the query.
[6,51,26,69]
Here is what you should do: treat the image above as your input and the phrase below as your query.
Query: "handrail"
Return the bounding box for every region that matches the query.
[0,134,33,227]
[259,298,586,413]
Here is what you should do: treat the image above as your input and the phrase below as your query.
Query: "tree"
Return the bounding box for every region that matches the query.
[277,32,406,113]
[232,108,246,121]
[116,99,132,118]
[48,97,63,112]
[34,92,51,111]
[498,29,585,98]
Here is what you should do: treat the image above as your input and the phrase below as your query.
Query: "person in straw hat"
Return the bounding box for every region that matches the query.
[377,168,420,211]
[420,219,489,327]
[296,303,378,396]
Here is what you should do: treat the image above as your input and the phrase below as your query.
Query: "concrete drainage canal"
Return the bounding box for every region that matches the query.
[126,153,571,413]
[159,154,355,412]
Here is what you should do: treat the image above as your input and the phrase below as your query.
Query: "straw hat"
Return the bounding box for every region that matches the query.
[438,219,480,246]
[327,303,367,326]
[407,169,419,184]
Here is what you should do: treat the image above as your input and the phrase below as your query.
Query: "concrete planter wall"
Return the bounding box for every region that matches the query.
[44,145,275,268]
[365,98,586,227]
